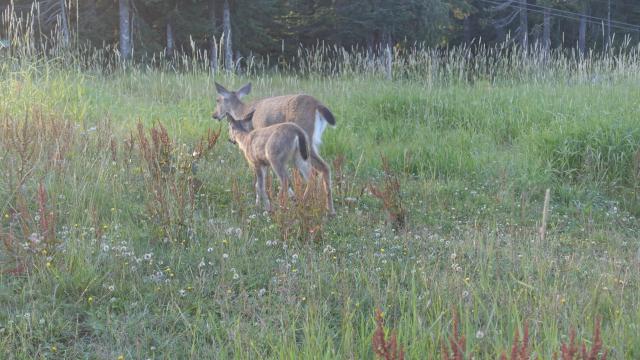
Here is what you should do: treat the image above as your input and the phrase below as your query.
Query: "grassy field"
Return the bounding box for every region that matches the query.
[1,52,639,359]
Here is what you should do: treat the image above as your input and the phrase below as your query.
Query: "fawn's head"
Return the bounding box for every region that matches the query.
[212,82,252,121]
[225,112,253,145]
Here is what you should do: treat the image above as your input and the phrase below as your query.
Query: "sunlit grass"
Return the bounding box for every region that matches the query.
[1,18,639,358]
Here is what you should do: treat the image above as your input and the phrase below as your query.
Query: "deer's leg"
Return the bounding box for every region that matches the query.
[256,166,270,212]
[272,163,290,207]
[295,154,312,182]
[309,151,335,216]
[254,170,261,207]
[296,154,313,201]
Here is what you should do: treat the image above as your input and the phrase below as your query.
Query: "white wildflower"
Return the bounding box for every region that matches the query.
[323,245,336,254]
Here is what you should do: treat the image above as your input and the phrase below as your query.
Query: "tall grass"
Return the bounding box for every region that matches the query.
[1,5,639,359]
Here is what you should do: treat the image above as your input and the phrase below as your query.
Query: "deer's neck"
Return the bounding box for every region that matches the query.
[233,131,250,154]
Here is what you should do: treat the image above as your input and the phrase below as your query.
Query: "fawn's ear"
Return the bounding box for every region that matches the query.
[236,83,252,99]
[215,82,231,97]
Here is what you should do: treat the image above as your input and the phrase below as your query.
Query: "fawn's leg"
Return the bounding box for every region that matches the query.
[309,151,335,216]
[255,166,271,212]
[273,163,290,208]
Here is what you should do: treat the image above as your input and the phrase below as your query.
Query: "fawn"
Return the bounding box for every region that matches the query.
[226,113,311,212]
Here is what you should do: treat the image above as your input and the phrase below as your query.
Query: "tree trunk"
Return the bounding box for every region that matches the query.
[223,0,233,72]
[542,8,551,52]
[578,10,587,57]
[384,45,392,80]
[59,0,70,47]
[606,0,611,49]
[86,0,97,24]
[166,21,174,58]
[209,0,218,73]
[119,0,132,60]
[519,0,528,48]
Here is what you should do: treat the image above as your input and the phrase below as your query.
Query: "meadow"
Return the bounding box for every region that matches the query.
[1,44,640,359]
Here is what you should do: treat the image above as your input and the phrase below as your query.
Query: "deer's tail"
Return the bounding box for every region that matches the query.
[317,105,336,126]
[294,126,309,160]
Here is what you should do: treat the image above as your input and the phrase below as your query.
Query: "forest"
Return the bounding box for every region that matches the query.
[3,0,640,65]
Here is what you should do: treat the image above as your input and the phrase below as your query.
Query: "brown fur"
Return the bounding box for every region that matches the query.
[227,116,311,212]
[213,83,336,215]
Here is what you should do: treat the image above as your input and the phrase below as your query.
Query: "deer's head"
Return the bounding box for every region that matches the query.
[212,82,251,121]
[225,111,254,145]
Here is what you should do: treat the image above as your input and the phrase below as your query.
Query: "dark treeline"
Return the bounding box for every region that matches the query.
[2,0,640,62]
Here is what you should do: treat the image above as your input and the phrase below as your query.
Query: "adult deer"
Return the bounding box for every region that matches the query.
[212,82,336,215]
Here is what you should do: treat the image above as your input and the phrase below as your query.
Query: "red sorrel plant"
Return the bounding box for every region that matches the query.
[332,154,347,199]
[555,318,607,360]
[372,308,405,360]
[0,110,75,182]
[0,110,71,274]
[370,155,406,230]
[230,177,249,219]
[1,182,57,275]
[500,323,531,360]
[441,311,466,360]
[271,170,326,243]
[133,121,221,243]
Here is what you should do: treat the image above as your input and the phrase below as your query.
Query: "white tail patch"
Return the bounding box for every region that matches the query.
[313,110,328,153]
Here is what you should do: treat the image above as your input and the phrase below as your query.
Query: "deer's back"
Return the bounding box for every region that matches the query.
[246,123,304,164]
[251,94,320,136]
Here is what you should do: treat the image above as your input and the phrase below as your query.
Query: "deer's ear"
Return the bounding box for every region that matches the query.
[242,110,255,122]
[236,83,252,99]
[215,82,231,97]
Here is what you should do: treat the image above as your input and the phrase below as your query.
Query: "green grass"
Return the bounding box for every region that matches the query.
[1,61,639,359]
